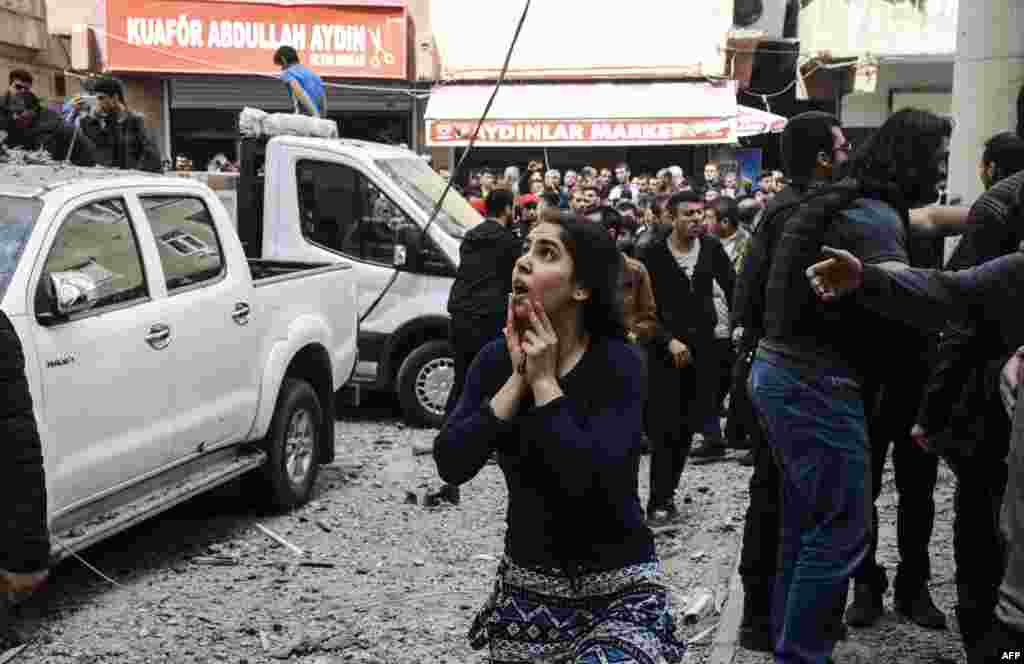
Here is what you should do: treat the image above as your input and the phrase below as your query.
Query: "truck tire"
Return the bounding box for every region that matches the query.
[258,378,322,510]
[396,340,454,429]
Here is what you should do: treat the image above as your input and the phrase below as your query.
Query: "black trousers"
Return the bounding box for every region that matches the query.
[713,338,734,414]
[444,313,505,418]
[646,353,697,512]
[951,441,1010,650]
[853,363,939,598]
[726,345,757,446]
[738,374,779,595]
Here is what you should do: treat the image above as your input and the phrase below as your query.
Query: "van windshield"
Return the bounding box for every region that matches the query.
[375,158,481,239]
[0,196,43,303]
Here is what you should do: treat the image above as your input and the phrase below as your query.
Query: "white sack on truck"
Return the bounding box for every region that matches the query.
[239,107,339,139]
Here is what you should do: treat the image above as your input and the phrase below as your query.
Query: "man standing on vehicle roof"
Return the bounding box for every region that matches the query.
[0,310,49,648]
[273,46,327,118]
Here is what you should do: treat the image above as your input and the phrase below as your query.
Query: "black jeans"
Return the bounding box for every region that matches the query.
[444,313,505,418]
[952,448,1009,650]
[738,383,778,591]
[646,354,696,512]
[853,364,939,599]
[726,345,757,446]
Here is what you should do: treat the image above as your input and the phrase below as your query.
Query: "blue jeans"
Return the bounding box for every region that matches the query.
[749,357,870,664]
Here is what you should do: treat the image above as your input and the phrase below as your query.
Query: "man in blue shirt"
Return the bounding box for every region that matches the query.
[273,46,326,118]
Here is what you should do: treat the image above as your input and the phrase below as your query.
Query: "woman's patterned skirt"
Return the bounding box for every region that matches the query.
[469,557,687,664]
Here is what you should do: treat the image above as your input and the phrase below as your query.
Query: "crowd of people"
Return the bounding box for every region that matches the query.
[435,110,1024,663]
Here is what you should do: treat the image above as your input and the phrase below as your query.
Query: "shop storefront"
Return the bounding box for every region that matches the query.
[94,0,416,168]
[423,81,787,176]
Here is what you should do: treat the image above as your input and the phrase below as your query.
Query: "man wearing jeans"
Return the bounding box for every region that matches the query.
[750,109,952,663]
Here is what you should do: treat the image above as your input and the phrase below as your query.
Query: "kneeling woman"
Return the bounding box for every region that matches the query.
[434,209,686,664]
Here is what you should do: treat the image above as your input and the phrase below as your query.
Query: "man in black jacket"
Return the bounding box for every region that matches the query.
[0,311,49,644]
[444,188,521,416]
[730,111,848,652]
[642,190,734,525]
[79,77,161,173]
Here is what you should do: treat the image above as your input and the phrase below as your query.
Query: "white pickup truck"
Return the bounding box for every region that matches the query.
[0,164,358,561]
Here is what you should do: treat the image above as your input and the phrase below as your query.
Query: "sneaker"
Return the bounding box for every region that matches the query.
[894,587,948,630]
[689,439,726,463]
[845,583,884,627]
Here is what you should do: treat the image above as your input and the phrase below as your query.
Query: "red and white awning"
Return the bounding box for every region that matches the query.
[425,82,753,148]
[737,105,788,137]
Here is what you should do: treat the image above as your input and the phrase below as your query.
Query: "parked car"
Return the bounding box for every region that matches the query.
[0,165,358,561]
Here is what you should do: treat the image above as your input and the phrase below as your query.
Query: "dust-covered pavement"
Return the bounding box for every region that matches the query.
[6,397,964,663]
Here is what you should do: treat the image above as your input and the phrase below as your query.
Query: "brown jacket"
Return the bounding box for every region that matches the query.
[621,253,658,343]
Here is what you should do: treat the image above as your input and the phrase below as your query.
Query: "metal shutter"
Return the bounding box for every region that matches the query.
[170,76,412,112]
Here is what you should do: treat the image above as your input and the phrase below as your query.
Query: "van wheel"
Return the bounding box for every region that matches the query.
[397,340,454,429]
[258,378,322,510]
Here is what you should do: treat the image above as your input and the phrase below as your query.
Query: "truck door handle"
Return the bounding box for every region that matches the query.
[232,302,251,325]
[145,324,171,350]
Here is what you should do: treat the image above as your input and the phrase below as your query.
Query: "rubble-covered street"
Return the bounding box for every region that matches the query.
[6,398,965,663]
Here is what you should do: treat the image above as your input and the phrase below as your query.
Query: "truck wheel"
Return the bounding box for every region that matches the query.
[258,378,322,510]
[396,340,454,429]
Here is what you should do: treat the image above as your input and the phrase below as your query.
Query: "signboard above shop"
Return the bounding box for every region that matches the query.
[99,0,408,79]
[424,81,787,147]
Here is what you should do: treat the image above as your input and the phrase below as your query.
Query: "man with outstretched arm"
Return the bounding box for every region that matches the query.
[807,238,1024,664]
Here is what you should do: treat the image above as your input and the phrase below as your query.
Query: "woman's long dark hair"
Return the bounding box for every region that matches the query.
[538,208,626,342]
[841,108,952,208]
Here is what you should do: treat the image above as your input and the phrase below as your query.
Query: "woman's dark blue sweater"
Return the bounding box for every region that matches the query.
[434,336,655,573]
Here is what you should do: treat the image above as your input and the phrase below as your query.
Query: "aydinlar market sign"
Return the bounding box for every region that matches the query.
[103,0,407,79]
[427,118,735,147]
